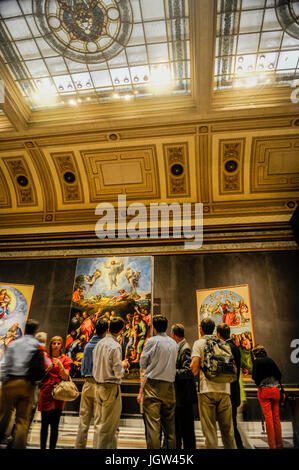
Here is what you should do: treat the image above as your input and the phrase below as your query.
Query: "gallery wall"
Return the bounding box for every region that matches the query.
[0,258,76,341]
[154,251,299,385]
[0,250,298,385]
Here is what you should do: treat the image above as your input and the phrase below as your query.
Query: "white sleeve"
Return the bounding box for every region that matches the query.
[191,339,203,358]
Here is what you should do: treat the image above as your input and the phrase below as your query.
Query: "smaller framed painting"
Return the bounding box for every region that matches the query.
[0,282,35,362]
[196,284,255,377]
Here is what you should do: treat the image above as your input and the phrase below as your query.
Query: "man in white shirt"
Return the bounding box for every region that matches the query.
[92,316,129,449]
[190,317,236,449]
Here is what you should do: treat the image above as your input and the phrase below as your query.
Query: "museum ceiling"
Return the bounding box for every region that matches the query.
[0,0,298,250]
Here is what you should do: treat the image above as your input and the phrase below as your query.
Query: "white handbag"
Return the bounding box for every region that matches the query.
[51,376,79,401]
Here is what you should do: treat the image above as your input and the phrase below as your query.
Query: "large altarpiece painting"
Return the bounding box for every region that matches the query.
[66,256,152,380]
[196,284,255,377]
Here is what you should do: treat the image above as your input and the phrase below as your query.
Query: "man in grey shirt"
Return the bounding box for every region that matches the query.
[92,316,129,449]
[140,314,178,449]
[0,319,41,449]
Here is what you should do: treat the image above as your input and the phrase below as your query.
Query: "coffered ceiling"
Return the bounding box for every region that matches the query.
[0,0,298,246]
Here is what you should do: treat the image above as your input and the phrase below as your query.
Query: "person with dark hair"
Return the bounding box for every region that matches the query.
[171,323,196,449]
[92,317,129,448]
[190,318,236,449]
[75,318,109,448]
[252,344,283,449]
[38,335,72,450]
[0,319,42,448]
[28,332,51,431]
[139,315,178,449]
[216,322,244,449]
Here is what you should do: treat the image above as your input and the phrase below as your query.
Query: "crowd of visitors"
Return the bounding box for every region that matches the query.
[0,315,293,450]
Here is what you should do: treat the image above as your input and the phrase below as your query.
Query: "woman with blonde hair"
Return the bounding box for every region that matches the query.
[38,336,72,449]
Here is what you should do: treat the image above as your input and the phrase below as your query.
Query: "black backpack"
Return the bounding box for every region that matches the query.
[27,346,45,383]
[201,336,237,383]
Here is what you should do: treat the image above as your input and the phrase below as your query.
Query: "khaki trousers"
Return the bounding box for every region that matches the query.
[0,378,35,449]
[75,378,98,449]
[94,382,121,449]
[198,392,236,449]
[143,379,176,449]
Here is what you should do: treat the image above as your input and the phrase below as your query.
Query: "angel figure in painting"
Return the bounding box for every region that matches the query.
[9,322,23,340]
[84,268,101,291]
[126,266,141,295]
[200,303,213,319]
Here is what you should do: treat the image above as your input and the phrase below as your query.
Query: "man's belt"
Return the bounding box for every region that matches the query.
[147,377,173,383]
[84,376,96,382]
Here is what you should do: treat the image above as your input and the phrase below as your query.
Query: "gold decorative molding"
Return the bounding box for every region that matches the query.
[0,226,296,260]
[163,143,190,198]
[198,133,210,203]
[81,145,160,202]
[25,146,56,213]
[210,199,298,215]
[51,151,84,204]
[0,167,11,208]
[0,212,44,227]
[251,135,299,193]
[210,116,294,133]
[0,113,14,133]
[219,139,245,194]
[2,156,37,207]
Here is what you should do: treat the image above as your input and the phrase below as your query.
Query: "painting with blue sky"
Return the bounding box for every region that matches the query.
[196,284,255,377]
[66,256,152,379]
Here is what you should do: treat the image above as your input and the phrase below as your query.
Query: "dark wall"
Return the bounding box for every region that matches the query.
[154,251,299,385]
[0,258,77,341]
[0,250,298,384]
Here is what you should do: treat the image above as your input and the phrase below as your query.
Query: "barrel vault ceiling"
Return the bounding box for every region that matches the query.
[0,0,298,248]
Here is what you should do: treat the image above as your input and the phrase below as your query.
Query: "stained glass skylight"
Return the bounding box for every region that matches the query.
[0,0,190,109]
[215,0,299,90]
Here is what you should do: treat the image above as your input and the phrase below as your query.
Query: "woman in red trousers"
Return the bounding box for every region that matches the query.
[252,345,283,449]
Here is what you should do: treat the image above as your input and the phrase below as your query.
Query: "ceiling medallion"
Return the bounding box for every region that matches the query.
[33,0,133,64]
[275,0,299,39]
[17,175,29,187]
[224,160,238,173]
[171,163,184,177]
[63,171,76,184]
